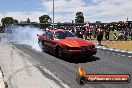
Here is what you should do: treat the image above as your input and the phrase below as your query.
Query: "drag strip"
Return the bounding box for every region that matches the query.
[14,44,132,88]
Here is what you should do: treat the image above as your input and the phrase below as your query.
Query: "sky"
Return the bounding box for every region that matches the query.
[0,0,132,23]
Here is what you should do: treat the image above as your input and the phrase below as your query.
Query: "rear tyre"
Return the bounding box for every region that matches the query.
[38,38,40,44]
[56,47,63,59]
[38,40,46,52]
[42,41,46,52]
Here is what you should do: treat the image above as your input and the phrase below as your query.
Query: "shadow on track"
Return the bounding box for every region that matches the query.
[60,56,100,64]
[46,51,100,64]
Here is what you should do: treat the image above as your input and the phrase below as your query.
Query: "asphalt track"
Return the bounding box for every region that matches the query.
[14,44,132,88]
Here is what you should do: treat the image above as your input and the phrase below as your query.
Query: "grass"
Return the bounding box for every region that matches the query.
[91,40,132,51]
[88,30,132,51]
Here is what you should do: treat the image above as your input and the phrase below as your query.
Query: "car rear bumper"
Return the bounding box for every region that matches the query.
[63,48,97,58]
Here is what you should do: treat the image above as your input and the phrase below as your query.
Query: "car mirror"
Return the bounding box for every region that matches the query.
[43,34,45,36]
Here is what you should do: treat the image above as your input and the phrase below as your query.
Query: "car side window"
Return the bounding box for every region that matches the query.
[46,32,52,39]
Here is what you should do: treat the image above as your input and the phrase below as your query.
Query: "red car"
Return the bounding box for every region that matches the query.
[37,30,97,58]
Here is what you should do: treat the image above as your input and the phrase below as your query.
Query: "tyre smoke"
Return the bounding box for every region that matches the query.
[4,26,43,51]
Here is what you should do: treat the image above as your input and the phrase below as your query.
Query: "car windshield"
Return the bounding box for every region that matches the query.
[54,31,75,39]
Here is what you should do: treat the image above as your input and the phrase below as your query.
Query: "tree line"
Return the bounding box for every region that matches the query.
[1,12,84,27]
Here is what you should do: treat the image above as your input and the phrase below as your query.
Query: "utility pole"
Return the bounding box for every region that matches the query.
[3,12,5,18]
[126,10,129,21]
[53,0,55,29]
[2,12,6,30]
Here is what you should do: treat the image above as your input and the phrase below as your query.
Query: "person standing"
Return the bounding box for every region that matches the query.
[97,27,103,45]
[76,27,80,37]
[105,29,110,40]
[131,30,132,40]
[122,29,127,40]
[84,27,88,40]
[88,28,92,40]
[79,30,84,39]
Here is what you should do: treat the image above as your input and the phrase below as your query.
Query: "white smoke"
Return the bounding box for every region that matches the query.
[4,26,44,51]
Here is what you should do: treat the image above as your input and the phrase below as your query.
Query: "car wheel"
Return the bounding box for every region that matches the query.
[57,47,63,58]
[39,41,46,52]
[42,42,46,52]
[38,38,40,44]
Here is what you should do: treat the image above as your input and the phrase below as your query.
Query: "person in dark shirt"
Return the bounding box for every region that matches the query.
[131,30,132,40]
[76,27,80,37]
[123,29,128,40]
[88,28,92,40]
[97,28,103,45]
[105,29,110,40]
[79,30,84,39]
[113,33,118,40]
[84,28,89,40]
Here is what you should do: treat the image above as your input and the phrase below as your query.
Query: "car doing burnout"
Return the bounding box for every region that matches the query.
[37,30,97,58]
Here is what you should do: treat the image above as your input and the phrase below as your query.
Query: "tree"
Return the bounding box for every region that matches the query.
[20,21,27,23]
[1,17,15,26]
[39,15,52,29]
[75,12,84,23]
[39,15,51,23]
[14,19,18,23]
[27,18,30,23]
[1,17,19,27]
[95,21,101,26]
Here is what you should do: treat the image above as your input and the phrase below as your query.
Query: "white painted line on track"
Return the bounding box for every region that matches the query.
[128,56,132,58]
[40,66,70,88]
[96,45,132,55]
[128,51,132,54]
[115,49,120,52]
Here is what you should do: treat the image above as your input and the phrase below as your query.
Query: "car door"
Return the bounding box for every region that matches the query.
[40,33,46,41]
[45,31,55,53]
[38,32,47,50]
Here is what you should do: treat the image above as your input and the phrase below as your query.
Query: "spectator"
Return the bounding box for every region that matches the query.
[76,27,80,37]
[113,33,118,40]
[88,28,92,39]
[84,28,89,40]
[105,29,110,40]
[79,30,83,39]
[92,25,97,39]
[97,28,103,45]
[69,29,72,32]
[118,31,124,40]
[123,30,128,40]
[82,27,86,37]
[131,30,132,40]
